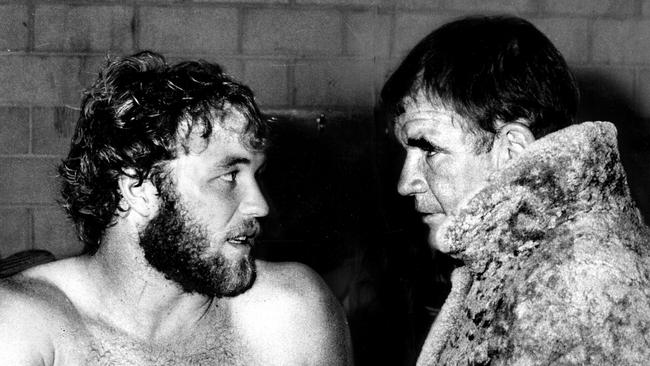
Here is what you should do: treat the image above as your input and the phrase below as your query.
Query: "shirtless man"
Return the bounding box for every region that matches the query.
[0,51,352,365]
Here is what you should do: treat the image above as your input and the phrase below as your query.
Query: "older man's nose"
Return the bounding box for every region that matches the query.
[397,153,427,196]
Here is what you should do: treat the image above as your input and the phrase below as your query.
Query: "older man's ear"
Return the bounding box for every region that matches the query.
[492,120,535,169]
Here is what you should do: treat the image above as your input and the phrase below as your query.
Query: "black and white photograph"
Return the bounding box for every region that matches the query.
[0,1,649,365]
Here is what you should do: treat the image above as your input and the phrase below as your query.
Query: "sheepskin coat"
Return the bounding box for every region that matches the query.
[417,122,650,365]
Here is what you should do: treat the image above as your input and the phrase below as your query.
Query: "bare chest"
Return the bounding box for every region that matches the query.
[83,336,250,366]
[58,321,255,366]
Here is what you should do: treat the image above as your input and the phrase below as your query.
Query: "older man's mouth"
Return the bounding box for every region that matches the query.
[421,213,446,225]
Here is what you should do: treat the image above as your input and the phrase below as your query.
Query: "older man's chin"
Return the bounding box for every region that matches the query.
[428,233,450,254]
[427,222,451,253]
[425,214,452,253]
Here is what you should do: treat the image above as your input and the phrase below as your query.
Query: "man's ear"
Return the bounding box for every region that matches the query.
[117,170,159,218]
[492,120,535,169]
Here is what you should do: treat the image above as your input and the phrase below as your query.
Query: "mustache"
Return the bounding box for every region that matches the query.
[225,220,261,238]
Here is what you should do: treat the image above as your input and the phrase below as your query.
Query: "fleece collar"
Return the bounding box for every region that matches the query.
[436,122,635,272]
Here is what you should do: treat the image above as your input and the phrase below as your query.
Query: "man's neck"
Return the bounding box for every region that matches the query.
[78,232,224,343]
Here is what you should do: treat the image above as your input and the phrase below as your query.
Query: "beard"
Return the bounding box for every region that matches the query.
[138,180,257,298]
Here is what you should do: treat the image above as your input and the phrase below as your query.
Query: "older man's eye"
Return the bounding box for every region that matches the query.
[425,146,443,157]
[408,137,442,157]
[420,143,442,157]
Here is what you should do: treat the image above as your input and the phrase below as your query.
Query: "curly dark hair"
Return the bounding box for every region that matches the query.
[59,51,268,253]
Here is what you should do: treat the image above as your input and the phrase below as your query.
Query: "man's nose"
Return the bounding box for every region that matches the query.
[397,153,427,196]
[241,181,270,218]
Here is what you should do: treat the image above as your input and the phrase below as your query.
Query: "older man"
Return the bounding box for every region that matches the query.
[382,15,650,365]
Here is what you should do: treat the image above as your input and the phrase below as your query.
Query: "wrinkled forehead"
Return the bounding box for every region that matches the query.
[395,92,447,129]
[393,90,475,140]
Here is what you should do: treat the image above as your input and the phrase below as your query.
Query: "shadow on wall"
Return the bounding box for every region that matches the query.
[574,70,650,223]
[255,108,455,366]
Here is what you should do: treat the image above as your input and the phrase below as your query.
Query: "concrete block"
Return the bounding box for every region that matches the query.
[76,56,107,100]
[294,59,375,106]
[393,13,449,56]
[35,5,133,52]
[296,0,381,5]
[33,207,83,259]
[444,0,536,12]
[0,157,60,205]
[0,55,102,106]
[215,58,245,80]
[165,56,244,80]
[0,55,55,104]
[0,208,30,258]
[593,20,650,64]
[0,107,29,154]
[243,9,342,55]
[391,0,445,9]
[531,18,589,63]
[32,107,78,156]
[644,0,650,16]
[140,7,238,53]
[375,57,407,97]
[243,60,289,107]
[197,0,288,3]
[638,69,650,119]
[0,5,28,52]
[543,0,635,16]
[345,11,391,58]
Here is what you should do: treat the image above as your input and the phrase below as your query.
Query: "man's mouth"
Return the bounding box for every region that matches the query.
[227,235,255,247]
[416,208,437,216]
[421,212,446,224]
[225,221,260,248]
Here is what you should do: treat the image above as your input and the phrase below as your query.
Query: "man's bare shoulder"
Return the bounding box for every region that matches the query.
[1,260,81,316]
[0,260,87,365]
[231,260,353,365]
[254,260,330,296]
[246,261,350,326]
[236,260,341,321]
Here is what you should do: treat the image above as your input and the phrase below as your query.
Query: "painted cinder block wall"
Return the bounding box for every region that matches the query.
[1,0,649,259]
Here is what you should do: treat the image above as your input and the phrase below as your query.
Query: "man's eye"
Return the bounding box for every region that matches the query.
[220,172,237,183]
[425,148,440,157]
[424,146,442,157]
[408,138,442,157]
